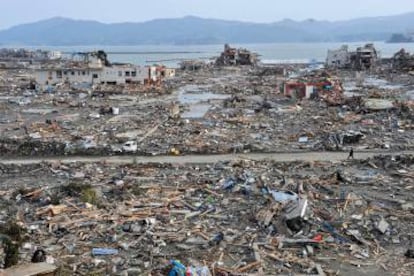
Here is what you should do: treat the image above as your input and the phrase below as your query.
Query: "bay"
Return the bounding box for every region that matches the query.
[8,42,414,67]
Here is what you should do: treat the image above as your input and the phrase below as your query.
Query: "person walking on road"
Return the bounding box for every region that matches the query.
[347,147,354,159]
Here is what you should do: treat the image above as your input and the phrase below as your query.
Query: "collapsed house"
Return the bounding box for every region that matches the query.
[326,43,378,70]
[282,71,343,103]
[215,44,259,66]
[34,51,175,91]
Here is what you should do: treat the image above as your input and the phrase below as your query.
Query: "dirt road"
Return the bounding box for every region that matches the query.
[0,150,412,165]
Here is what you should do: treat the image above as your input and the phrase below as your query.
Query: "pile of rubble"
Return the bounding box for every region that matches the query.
[215,44,259,67]
[180,60,209,71]
[2,44,414,275]
[282,70,344,105]
[2,64,414,158]
[0,154,414,275]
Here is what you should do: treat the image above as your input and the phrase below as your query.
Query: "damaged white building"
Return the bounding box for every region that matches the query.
[34,51,175,91]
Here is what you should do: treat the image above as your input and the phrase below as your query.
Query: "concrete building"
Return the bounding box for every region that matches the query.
[146,65,176,85]
[326,45,349,69]
[215,44,259,66]
[34,51,175,91]
[35,67,100,89]
[35,64,149,90]
[99,65,148,85]
[326,44,379,70]
[350,43,378,70]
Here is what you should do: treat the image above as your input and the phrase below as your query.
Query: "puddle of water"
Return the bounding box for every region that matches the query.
[364,77,387,86]
[179,92,228,104]
[182,104,212,119]
[364,99,394,110]
[344,78,403,92]
[0,96,18,101]
[364,77,403,90]
[178,85,229,118]
[22,108,56,114]
[404,90,414,100]
[344,91,363,98]
[343,81,359,92]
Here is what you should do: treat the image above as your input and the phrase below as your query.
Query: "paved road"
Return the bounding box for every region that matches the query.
[0,150,412,165]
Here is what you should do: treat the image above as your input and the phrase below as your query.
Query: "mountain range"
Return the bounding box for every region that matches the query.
[0,13,414,45]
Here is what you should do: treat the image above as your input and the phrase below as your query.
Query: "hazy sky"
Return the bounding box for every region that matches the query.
[2,0,414,29]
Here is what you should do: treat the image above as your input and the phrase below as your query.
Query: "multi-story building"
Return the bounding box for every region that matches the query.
[34,51,175,91]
